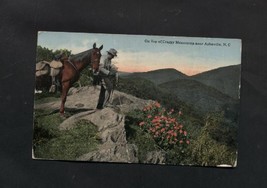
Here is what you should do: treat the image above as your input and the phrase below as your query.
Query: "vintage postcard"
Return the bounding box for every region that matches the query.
[33,31,241,167]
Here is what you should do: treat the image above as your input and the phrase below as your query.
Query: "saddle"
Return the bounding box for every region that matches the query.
[49,60,63,77]
[35,60,63,77]
[35,61,50,77]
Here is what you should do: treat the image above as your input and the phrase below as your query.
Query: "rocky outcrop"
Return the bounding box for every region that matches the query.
[59,107,137,162]
[35,86,151,114]
[144,151,166,164]
[67,108,139,163]
[35,86,149,163]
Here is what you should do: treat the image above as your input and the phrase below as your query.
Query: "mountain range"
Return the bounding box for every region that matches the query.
[122,68,188,85]
[190,65,241,99]
[119,65,241,114]
[120,65,240,99]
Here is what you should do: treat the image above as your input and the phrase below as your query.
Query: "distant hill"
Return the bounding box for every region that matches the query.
[116,77,199,117]
[159,79,239,114]
[117,65,241,115]
[118,71,132,77]
[190,65,241,99]
[122,68,188,85]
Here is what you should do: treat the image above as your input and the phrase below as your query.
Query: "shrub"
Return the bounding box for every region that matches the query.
[138,101,190,151]
[188,113,237,166]
[125,110,158,162]
[189,127,237,166]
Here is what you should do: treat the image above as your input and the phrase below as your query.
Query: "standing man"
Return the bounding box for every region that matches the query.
[96,48,118,109]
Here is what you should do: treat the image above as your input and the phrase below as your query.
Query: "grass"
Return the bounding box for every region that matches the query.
[33,89,238,166]
[125,110,159,163]
[124,107,238,166]
[34,92,61,105]
[33,109,100,160]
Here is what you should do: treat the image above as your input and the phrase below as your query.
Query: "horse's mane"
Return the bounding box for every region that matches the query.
[69,49,92,62]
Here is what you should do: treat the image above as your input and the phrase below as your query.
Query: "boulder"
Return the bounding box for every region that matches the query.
[34,86,151,114]
[77,143,138,163]
[59,107,139,163]
[144,151,166,164]
[35,86,158,163]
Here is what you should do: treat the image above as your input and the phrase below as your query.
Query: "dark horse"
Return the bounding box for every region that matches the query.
[59,43,103,115]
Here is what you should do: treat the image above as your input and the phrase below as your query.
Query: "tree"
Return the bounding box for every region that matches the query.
[36,46,72,62]
[53,49,72,58]
[36,45,54,62]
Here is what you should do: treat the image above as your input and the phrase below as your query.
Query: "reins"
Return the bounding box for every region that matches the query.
[66,59,78,72]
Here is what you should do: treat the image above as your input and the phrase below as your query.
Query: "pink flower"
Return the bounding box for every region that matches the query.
[154,101,161,108]
[170,118,176,123]
[139,122,145,126]
[186,140,190,144]
[169,109,174,114]
[161,116,167,120]
[147,115,152,118]
[152,119,158,123]
[184,131,187,136]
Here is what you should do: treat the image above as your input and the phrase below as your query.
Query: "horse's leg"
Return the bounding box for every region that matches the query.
[60,81,70,115]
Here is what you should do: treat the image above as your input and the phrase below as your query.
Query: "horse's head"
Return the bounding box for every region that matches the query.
[91,43,103,73]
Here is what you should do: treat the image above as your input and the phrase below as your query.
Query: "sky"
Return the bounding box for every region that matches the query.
[37,31,242,76]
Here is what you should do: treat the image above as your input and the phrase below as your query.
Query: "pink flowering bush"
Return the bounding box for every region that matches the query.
[138,101,190,150]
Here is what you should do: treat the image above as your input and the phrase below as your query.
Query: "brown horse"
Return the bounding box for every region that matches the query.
[59,43,103,115]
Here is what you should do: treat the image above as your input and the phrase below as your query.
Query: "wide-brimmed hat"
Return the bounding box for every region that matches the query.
[107,48,118,57]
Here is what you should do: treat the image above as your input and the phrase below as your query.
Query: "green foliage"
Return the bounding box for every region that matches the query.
[34,91,61,104]
[125,110,158,162]
[139,102,190,150]
[73,67,94,88]
[203,112,238,148]
[189,129,236,166]
[116,77,198,117]
[125,106,237,166]
[33,110,99,160]
[125,103,192,165]
[53,49,72,57]
[36,45,72,62]
[187,112,237,166]
[117,77,160,100]
[36,46,54,62]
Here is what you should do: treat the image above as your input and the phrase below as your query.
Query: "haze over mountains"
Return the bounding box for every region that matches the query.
[190,65,241,99]
[121,68,188,85]
[121,65,240,98]
[120,64,241,114]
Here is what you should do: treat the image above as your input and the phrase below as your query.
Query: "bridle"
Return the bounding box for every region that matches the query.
[66,49,101,73]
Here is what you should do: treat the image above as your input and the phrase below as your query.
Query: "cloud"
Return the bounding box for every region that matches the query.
[39,33,99,54]
[37,32,240,75]
[68,38,99,54]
